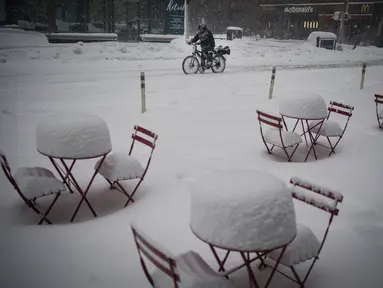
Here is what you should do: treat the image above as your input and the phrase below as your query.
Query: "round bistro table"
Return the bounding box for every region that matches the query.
[36,112,112,222]
[279,93,328,161]
[190,170,297,288]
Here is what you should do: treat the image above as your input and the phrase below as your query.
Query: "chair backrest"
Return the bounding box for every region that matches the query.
[256,110,291,147]
[290,176,343,254]
[375,94,383,105]
[131,224,180,288]
[256,110,284,130]
[0,150,29,203]
[327,101,354,119]
[129,125,158,155]
[129,126,158,178]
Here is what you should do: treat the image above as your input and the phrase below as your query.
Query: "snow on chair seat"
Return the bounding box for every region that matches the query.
[95,125,158,207]
[264,129,302,147]
[95,152,145,182]
[14,167,66,200]
[268,223,320,266]
[0,150,66,225]
[310,101,354,156]
[131,224,237,288]
[375,94,383,128]
[308,120,343,137]
[256,110,302,162]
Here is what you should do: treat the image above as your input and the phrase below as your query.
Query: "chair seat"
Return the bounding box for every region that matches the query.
[13,167,66,200]
[268,223,321,266]
[309,120,343,137]
[264,129,302,147]
[378,107,383,119]
[151,251,237,288]
[95,152,145,182]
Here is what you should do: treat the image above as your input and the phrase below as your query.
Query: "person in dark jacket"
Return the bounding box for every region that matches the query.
[188,23,215,69]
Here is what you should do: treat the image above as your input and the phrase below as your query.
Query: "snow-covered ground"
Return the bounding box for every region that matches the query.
[1,30,383,288]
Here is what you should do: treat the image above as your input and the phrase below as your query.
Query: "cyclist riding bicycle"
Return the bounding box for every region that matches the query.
[188,23,215,71]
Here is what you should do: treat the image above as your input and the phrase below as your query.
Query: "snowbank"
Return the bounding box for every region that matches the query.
[0,28,49,48]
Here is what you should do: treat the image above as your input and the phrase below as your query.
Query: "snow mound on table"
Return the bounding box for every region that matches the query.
[36,113,112,159]
[0,28,49,48]
[279,92,328,119]
[307,31,337,43]
[190,170,296,251]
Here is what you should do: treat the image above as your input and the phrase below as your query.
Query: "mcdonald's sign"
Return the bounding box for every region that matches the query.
[361,4,370,14]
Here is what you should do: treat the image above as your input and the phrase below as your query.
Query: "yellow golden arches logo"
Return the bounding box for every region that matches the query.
[361,4,369,14]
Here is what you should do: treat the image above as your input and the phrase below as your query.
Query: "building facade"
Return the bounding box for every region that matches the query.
[258,0,382,44]
[1,0,382,46]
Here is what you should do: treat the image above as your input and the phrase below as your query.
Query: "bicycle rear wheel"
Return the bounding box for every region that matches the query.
[211,55,226,73]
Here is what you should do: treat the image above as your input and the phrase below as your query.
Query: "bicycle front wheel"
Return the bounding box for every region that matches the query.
[182,56,200,75]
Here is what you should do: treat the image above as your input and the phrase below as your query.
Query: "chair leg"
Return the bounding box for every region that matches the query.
[302,257,319,286]
[326,137,337,156]
[284,143,300,162]
[291,267,305,288]
[104,177,115,190]
[36,193,61,225]
[114,182,135,206]
[124,178,144,207]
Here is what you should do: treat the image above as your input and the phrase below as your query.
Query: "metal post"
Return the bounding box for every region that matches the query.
[269,66,276,99]
[360,64,366,90]
[339,0,350,44]
[184,0,189,42]
[141,72,146,113]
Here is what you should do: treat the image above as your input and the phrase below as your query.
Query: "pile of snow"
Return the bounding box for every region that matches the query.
[0,28,49,48]
[279,92,328,119]
[72,42,84,55]
[190,170,297,251]
[170,36,192,53]
[268,223,321,266]
[307,31,337,43]
[36,113,112,159]
[227,26,243,31]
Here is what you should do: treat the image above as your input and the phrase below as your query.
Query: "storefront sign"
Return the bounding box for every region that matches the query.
[166,0,185,35]
[284,6,314,14]
[361,4,370,14]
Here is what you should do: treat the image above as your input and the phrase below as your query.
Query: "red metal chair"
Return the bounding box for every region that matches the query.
[95,126,158,207]
[0,149,67,225]
[309,101,354,156]
[375,94,383,129]
[131,223,237,288]
[256,110,302,162]
[265,177,343,288]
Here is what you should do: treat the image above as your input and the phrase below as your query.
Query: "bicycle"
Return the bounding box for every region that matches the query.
[182,43,231,75]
